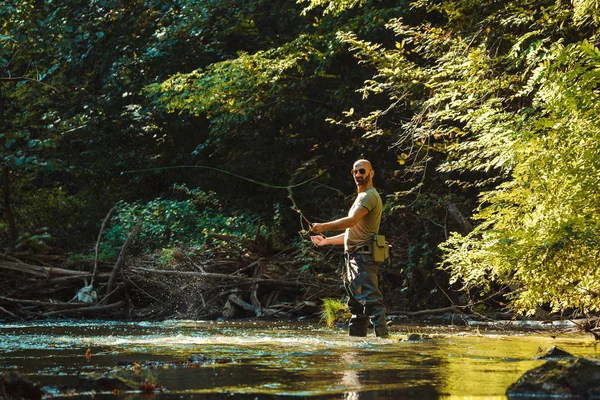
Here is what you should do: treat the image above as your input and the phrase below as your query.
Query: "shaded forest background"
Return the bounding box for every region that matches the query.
[1,0,599,320]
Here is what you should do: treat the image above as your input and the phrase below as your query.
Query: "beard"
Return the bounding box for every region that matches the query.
[355,174,371,186]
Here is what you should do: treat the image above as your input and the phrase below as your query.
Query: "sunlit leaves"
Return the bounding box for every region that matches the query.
[297,0,366,16]
[325,0,600,314]
[145,35,324,130]
[572,0,600,26]
[440,34,600,315]
[329,25,424,144]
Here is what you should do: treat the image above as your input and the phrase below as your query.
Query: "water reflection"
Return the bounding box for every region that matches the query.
[334,348,442,399]
[340,352,361,398]
[0,320,597,399]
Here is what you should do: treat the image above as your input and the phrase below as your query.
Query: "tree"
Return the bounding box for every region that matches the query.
[143,0,410,225]
[308,0,600,314]
[0,0,81,249]
[441,37,600,315]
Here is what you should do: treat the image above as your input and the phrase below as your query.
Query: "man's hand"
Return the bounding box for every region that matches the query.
[310,223,324,234]
[310,234,327,246]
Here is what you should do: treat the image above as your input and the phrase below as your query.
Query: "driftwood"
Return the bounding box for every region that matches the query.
[250,261,262,316]
[209,232,247,244]
[26,273,109,287]
[226,293,280,318]
[0,224,343,321]
[0,295,88,308]
[98,283,125,305]
[0,251,121,319]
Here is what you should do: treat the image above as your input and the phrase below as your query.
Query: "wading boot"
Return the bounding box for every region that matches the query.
[374,324,389,338]
[348,317,369,337]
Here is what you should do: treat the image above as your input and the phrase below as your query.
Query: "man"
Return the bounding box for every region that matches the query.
[310,159,389,338]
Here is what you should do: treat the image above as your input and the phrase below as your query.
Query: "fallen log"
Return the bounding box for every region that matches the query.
[0,295,91,309]
[230,258,263,276]
[0,261,90,278]
[98,284,124,305]
[0,262,51,277]
[250,262,262,316]
[20,272,110,288]
[42,301,125,317]
[209,232,252,247]
[387,306,465,316]
[6,253,67,262]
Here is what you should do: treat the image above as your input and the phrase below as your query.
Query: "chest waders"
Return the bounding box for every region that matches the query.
[344,252,388,337]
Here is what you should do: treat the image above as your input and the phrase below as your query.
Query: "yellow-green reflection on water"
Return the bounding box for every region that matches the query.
[0,319,597,399]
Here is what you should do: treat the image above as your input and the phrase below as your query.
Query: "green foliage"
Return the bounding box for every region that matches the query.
[7,0,599,317]
[440,37,600,315]
[0,0,322,248]
[15,227,53,254]
[141,0,406,226]
[320,297,350,327]
[144,35,324,126]
[330,28,424,140]
[100,186,267,259]
[0,1,81,246]
[328,0,600,315]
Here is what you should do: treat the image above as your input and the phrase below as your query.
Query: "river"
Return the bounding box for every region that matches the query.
[0,319,597,399]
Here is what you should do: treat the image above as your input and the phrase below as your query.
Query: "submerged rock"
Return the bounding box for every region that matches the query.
[506,358,600,398]
[533,345,575,360]
[78,372,140,392]
[400,333,430,342]
[188,354,210,363]
[0,373,43,400]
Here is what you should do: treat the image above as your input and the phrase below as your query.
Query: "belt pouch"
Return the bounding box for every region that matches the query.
[371,235,391,262]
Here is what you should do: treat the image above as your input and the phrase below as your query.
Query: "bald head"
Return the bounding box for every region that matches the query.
[354,159,372,170]
[352,159,374,192]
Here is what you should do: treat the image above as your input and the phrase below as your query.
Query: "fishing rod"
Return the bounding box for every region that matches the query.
[283,156,324,239]
[287,186,314,238]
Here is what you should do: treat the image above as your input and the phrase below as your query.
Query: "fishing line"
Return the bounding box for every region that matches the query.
[121,165,322,190]
[121,161,324,238]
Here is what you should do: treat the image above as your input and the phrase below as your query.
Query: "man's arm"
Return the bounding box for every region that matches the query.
[310,205,369,234]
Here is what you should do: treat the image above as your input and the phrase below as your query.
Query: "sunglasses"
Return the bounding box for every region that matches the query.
[351,168,368,175]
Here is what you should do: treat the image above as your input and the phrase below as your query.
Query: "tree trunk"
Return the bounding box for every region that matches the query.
[447,203,473,235]
[2,167,18,250]
[0,85,18,250]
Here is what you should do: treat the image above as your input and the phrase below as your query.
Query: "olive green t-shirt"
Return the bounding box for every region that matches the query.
[344,187,382,253]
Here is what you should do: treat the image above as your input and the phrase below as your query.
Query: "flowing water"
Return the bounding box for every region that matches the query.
[0,319,598,399]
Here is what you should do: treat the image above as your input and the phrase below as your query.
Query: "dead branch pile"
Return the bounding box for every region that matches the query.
[0,252,119,320]
[0,234,344,321]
